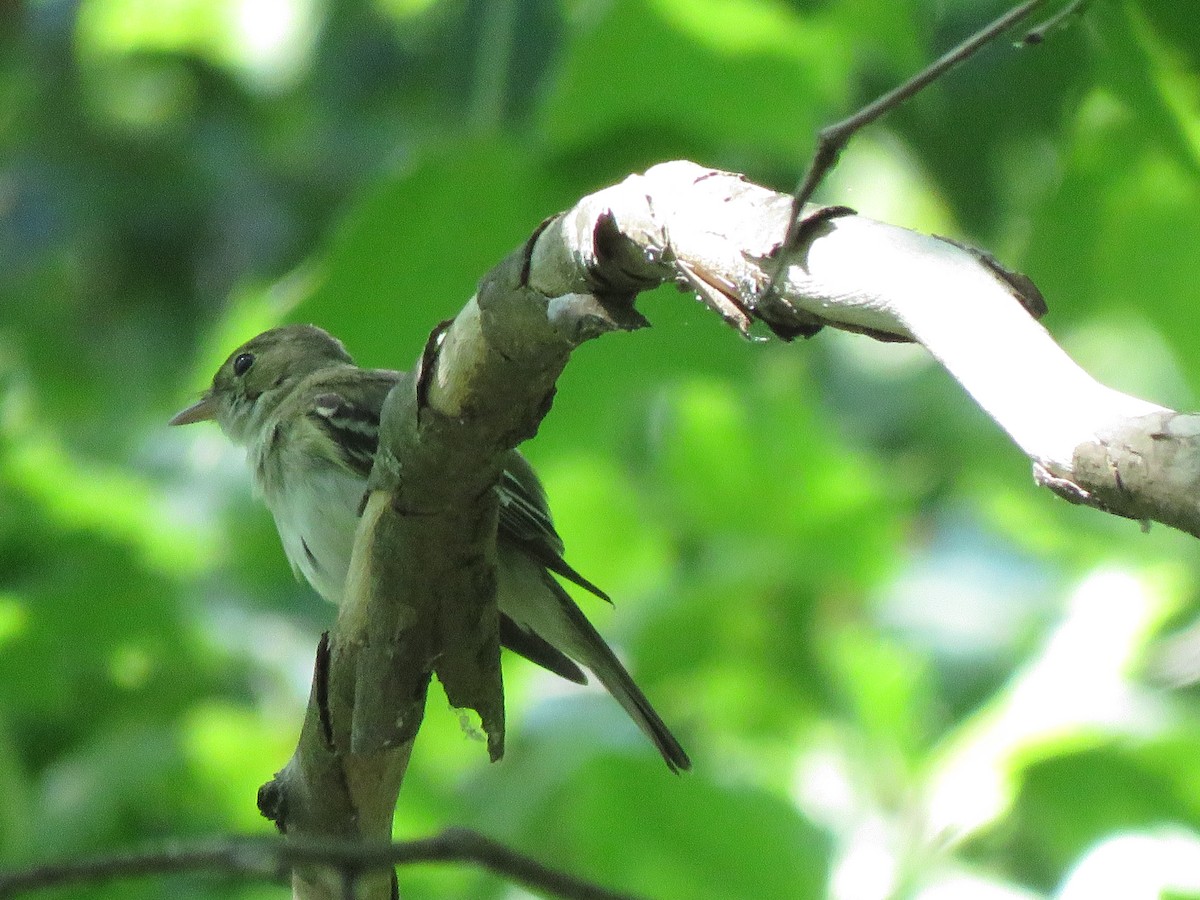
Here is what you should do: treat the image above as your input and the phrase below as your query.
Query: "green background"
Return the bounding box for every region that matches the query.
[3,0,1200,897]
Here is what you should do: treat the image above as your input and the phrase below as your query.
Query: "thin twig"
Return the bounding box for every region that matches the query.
[763,0,1055,303]
[0,829,643,900]
[1022,0,1092,45]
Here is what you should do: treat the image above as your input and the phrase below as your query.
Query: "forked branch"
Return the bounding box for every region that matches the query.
[262,154,1192,896]
[769,0,1056,296]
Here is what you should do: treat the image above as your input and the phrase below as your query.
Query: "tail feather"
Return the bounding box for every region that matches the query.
[541,574,691,773]
[499,613,588,684]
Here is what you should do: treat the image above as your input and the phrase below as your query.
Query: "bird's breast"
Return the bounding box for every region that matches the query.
[267,460,365,605]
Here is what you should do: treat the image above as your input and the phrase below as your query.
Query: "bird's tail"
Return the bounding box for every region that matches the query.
[541,573,692,773]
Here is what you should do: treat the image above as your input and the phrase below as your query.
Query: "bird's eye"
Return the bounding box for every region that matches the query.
[233,353,255,377]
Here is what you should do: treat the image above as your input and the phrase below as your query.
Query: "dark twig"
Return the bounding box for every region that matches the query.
[763,0,1055,303]
[0,829,643,900]
[1022,0,1092,44]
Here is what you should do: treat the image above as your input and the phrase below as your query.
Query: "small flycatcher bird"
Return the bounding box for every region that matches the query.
[171,324,689,772]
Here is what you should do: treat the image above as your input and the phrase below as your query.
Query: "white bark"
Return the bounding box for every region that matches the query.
[789,215,1166,467]
[527,160,1196,535]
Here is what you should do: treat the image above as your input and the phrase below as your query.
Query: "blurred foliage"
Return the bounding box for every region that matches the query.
[3,0,1200,897]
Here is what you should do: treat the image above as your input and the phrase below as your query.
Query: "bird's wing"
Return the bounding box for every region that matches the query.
[496,451,612,604]
[301,370,600,677]
[302,368,400,479]
[498,616,587,684]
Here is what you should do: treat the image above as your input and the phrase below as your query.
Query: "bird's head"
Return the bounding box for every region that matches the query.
[170,324,354,444]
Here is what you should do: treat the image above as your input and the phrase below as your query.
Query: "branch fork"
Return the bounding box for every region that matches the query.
[261,158,1193,898]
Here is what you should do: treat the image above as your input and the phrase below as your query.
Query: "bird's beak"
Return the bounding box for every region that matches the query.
[169,393,218,426]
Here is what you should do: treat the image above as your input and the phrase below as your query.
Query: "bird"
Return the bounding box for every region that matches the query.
[171,323,690,772]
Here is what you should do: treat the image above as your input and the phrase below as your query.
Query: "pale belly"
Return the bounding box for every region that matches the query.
[269,465,364,605]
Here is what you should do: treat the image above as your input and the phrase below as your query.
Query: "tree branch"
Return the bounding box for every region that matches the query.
[259,156,1194,898]
[773,0,1052,274]
[524,160,1185,533]
[258,251,645,899]
[0,830,642,900]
